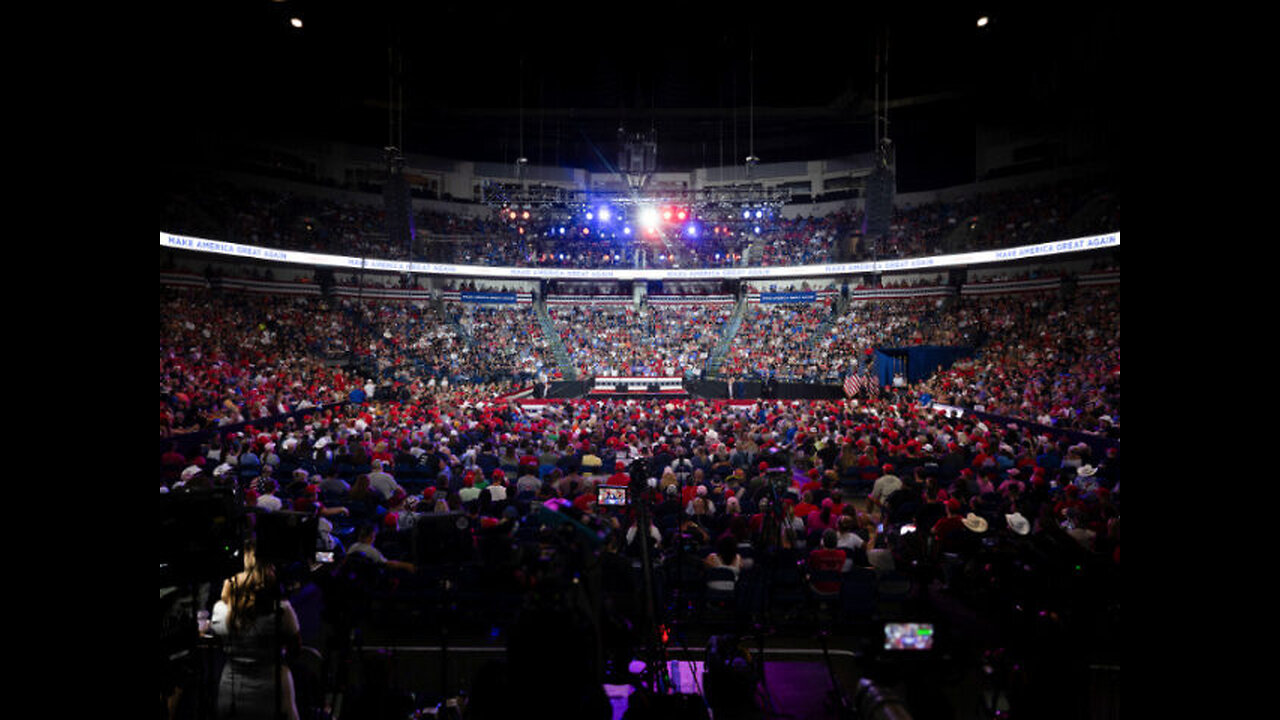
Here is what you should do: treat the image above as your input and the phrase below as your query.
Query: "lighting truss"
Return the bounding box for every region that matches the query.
[481,185,792,212]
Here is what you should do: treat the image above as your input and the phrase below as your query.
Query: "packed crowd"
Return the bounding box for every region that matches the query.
[163,388,1122,585]
[759,210,861,266]
[164,389,1121,682]
[549,303,731,378]
[163,276,1119,720]
[811,297,970,382]
[550,306,650,378]
[160,287,556,438]
[160,288,364,436]
[163,274,1119,441]
[163,173,1117,272]
[911,287,1121,436]
[719,297,836,381]
[452,305,554,382]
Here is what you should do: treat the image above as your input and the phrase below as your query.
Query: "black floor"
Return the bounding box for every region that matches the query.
[169,548,1118,720]
[298,576,1118,720]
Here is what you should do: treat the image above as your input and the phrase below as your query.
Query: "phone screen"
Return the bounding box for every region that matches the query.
[598,485,629,506]
[883,622,934,651]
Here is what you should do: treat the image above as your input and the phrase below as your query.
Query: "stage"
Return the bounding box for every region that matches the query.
[531,377,848,402]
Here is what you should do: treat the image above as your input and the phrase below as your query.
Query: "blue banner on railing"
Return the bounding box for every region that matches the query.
[460,292,518,304]
[759,291,817,304]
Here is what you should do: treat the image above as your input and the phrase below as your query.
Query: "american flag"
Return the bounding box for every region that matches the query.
[844,374,865,397]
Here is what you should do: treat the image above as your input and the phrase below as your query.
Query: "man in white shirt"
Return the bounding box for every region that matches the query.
[348,525,415,572]
[255,479,284,512]
[869,464,903,508]
[367,460,402,502]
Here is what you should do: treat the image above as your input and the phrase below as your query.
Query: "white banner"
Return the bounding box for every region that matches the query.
[546,295,634,306]
[161,230,1119,281]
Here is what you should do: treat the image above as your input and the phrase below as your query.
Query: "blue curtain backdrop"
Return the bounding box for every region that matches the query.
[874,346,975,386]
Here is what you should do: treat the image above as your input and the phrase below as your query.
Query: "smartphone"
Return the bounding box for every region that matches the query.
[883,622,935,651]
[315,551,334,564]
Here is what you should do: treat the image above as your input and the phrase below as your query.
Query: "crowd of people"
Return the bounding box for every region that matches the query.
[549,303,731,378]
[162,274,1119,720]
[758,210,861,266]
[910,287,1121,437]
[452,305,554,383]
[165,379,1120,717]
[161,169,1119,719]
[719,297,837,381]
[163,173,1118,272]
[160,288,557,439]
[163,276,1120,441]
[160,288,362,436]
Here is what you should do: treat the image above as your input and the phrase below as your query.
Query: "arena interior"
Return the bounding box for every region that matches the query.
[160,5,1119,720]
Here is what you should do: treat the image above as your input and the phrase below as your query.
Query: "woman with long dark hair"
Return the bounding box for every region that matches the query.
[210,538,301,720]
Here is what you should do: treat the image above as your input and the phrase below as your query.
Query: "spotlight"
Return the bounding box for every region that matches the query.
[639,207,660,229]
[743,210,751,220]
[599,207,612,222]
[624,227,632,235]
[586,212,594,221]
[676,209,688,221]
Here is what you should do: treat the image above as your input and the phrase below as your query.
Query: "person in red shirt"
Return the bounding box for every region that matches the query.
[826,488,848,518]
[792,490,819,521]
[807,529,849,594]
[799,468,823,495]
[931,499,969,554]
[607,461,632,487]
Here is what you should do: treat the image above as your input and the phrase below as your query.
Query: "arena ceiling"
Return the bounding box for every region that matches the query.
[160,2,1116,192]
